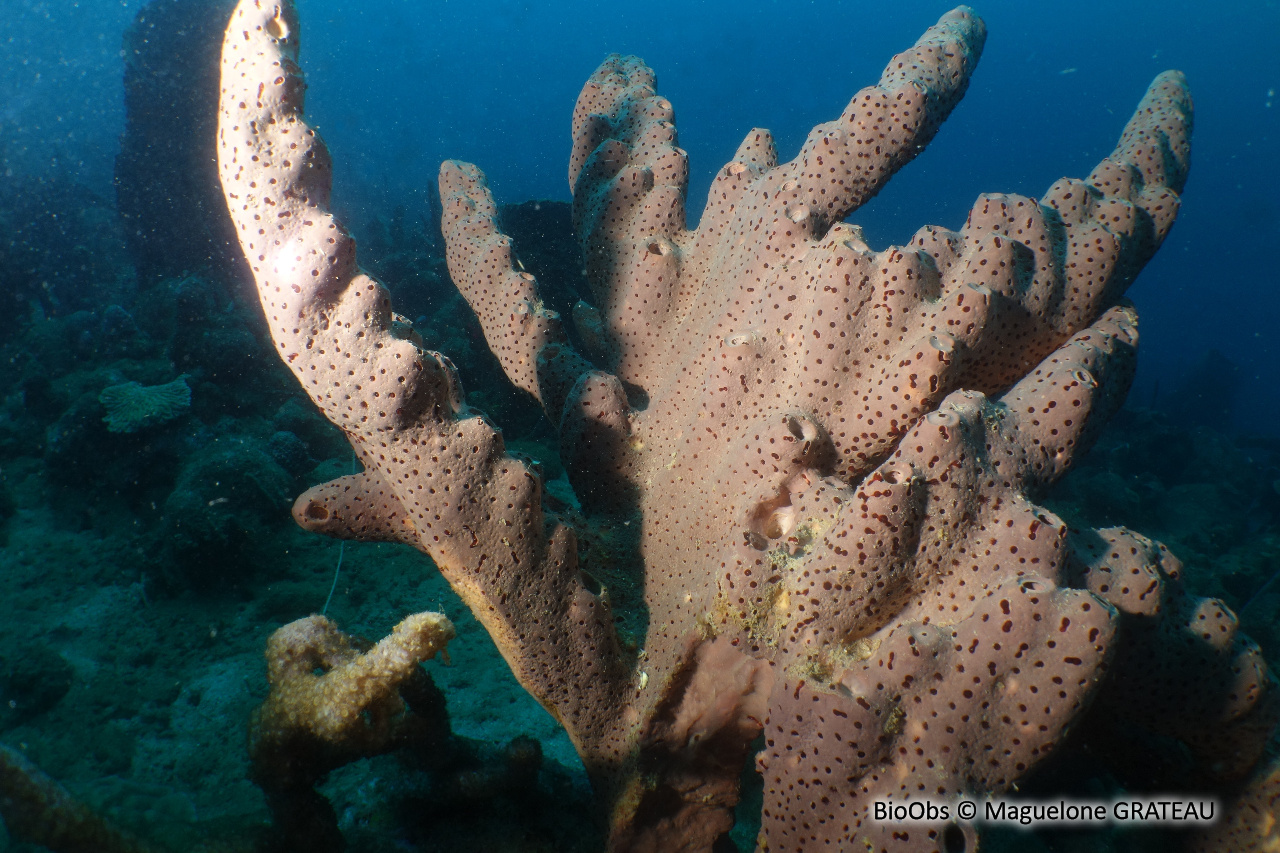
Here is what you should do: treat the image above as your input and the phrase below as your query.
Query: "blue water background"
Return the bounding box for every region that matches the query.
[3,0,1277,429]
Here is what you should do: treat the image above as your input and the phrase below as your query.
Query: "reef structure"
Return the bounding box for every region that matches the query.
[98,375,191,433]
[216,2,1273,850]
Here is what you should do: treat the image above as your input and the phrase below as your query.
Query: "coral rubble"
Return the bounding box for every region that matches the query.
[250,611,455,850]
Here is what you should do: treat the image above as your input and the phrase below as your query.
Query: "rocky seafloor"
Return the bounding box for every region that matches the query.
[0,178,1276,852]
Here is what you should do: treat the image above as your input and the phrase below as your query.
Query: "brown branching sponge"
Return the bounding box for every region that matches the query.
[250,612,454,851]
[1190,756,1280,852]
[217,2,1274,850]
